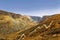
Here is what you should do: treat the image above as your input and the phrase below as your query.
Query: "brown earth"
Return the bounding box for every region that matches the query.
[0,10,60,40]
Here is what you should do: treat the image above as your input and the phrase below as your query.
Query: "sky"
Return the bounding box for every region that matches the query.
[0,0,60,17]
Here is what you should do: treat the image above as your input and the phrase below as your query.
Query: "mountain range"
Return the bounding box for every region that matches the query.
[0,10,60,40]
[30,16,42,22]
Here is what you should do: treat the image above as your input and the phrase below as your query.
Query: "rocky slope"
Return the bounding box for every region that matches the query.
[0,10,60,40]
[0,10,37,40]
[15,14,60,40]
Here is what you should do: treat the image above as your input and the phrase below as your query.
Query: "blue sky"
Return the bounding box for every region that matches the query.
[0,0,60,16]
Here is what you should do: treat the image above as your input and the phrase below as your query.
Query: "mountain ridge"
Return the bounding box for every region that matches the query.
[0,10,60,40]
[16,14,60,40]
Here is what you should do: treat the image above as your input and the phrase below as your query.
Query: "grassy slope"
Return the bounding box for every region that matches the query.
[0,10,37,40]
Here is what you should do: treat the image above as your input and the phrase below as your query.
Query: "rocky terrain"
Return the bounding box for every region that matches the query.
[0,10,60,40]
[15,14,60,40]
[0,10,37,40]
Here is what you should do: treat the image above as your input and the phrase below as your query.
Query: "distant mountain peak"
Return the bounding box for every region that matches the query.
[30,16,42,22]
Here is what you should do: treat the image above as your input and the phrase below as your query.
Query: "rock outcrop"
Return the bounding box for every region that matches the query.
[16,14,60,40]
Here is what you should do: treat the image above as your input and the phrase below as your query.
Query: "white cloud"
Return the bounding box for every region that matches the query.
[15,8,60,17]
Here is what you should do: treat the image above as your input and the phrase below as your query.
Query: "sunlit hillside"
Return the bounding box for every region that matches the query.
[0,10,60,40]
[15,14,60,40]
[0,10,37,40]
